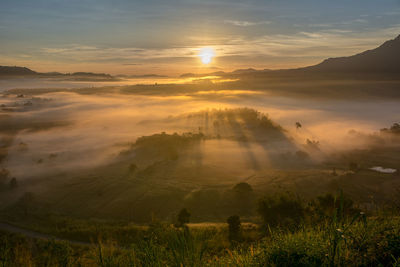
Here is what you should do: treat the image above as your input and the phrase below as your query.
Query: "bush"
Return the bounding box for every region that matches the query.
[232,183,255,216]
[227,215,241,242]
[258,193,305,230]
[175,208,190,228]
[9,177,17,189]
[311,192,359,221]
[258,229,327,267]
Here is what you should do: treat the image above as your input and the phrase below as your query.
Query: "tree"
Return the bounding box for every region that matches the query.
[381,122,400,134]
[233,182,253,194]
[184,189,221,217]
[0,168,9,191]
[390,122,400,134]
[311,192,359,221]
[176,208,191,227]
[129,163,137,173]
[9,177,17,189]
[232,182,255,215]
[349,162,359,172]
[295,150,310,160]
[16,192,35,217]
[306,139,320,150]
[227,215,241,242]
[258,193,305,229]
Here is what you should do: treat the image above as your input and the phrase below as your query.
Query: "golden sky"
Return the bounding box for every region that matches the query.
[1,0,400,75]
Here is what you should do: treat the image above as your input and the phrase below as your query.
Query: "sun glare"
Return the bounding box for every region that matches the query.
[199,47,215,64]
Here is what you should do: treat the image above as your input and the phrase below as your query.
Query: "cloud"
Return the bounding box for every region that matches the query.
[6,24,400,74]
[353,18,368,23]
[306,23,334,28]
[40,45,195,62]
[38,23,400,63]
[18,54,33,58]
[384,10,400,16]
[122,63,142,66]
[341,18,368,25]
[224,20,271,27]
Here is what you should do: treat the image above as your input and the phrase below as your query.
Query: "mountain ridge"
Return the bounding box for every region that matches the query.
[304,34,400,73]
[184,34,400,79]
[0,66,115,79]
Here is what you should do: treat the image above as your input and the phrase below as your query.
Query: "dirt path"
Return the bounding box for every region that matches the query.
[0,222,91,246]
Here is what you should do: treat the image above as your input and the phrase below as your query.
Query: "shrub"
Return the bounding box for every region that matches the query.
[349,162,359,172]
[227,215,241,242]
[9,177,17,189]
[175,208,191,228]
[311,192,359,221]
[257,193,305,230]
[129,163,137,173]
[258,229,327,267]
[232,183,255,216]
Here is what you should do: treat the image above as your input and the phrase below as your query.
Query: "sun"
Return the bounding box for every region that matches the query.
[198,47,215,64]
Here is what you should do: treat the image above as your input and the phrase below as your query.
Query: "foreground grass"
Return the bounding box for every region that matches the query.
[1,215,400,266]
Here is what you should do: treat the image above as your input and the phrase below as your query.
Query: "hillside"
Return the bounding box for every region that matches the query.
[306,34,400,74]
[0,66,37,76]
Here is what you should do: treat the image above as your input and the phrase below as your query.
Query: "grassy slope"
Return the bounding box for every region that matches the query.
[1,215,400,266]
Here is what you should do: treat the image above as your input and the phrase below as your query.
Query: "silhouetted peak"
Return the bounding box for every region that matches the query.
[378,34,400,49]
[0,66,37,76]
[305,34,400,73]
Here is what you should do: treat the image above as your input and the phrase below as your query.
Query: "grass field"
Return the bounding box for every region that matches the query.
[1,192,400,266]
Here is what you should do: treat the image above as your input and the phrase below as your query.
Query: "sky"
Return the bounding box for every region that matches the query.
[1,0,400,76]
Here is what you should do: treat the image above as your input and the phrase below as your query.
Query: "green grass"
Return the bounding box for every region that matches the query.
[1,209,400,266]
[1,219,399,266]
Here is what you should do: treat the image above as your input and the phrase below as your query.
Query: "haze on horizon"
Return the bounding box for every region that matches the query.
[1,0,400,76]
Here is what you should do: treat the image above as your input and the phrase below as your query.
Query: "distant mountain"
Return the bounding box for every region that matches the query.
[0,66,172,81]
[304,34,400,74]
[189,34,400,80]
[180,71,226,78]
[116,74,168,79]
[0,66,116,80]
[68,72,113,78]
[0,66,37,76]
[231,68,258,74]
